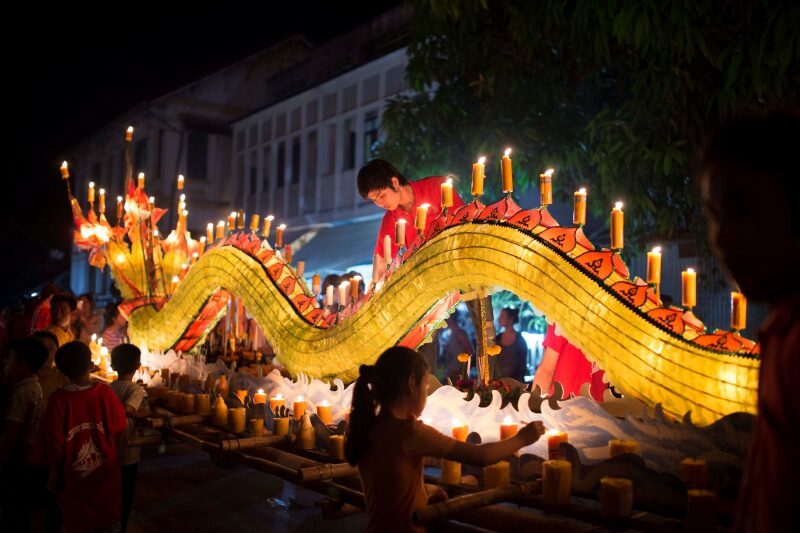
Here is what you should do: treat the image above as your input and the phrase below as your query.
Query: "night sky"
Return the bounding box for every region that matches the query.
[2,2,400,304]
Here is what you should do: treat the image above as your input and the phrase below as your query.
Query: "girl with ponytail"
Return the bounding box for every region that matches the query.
[345,346,544,532]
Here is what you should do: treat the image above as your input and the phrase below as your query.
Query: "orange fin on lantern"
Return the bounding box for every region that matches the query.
[267,263,284,281]
[292,294,313,314]
[540,227,577,252]
[507,209,541,231]
[611,281,649,307]
[647,308,685,335]
[576,250,614,280]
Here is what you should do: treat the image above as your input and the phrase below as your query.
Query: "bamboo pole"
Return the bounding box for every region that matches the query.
[230,452,298,478]
[413,482,536,525]
[126,434,164,447]
[169,427,213,448]
[297,463,358,483]
[216,434,294,451]
[148,414,208,429]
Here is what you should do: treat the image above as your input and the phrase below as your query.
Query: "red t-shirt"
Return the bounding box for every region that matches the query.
[373,176,465,259]
[543,323,607,402]
[36,382,127,532]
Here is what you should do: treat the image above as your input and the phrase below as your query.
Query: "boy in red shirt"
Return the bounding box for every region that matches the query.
[37,341,127,533]
[357,159,465,278]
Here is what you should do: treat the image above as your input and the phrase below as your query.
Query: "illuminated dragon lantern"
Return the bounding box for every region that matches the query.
[64,133,760,427]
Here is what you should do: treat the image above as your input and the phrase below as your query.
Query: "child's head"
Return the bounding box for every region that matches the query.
[33,330,59,370]
[357,159,409,209]
[699,111,800,302]
[499,307,520,329]
[55,341,93,383]
[49,293,77,328]
[345,347,429,465]
[5,337,49,381]
[110,343,141,377]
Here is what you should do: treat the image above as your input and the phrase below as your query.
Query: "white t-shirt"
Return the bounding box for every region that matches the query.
[3,376,43,461]
[109,380,147,465]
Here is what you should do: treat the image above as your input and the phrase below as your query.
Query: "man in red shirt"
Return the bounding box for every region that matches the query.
[357,159,465,278]
[36,341,127,532]
[698,112,799,532]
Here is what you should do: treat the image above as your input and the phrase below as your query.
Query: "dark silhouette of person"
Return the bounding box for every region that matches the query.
[698,111,800,532]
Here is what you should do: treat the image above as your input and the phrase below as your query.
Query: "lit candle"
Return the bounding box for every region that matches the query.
[338,282,349,307]
[317,400,333,425]
[137,172,145,189]
[440,178,454,208]
[415,204,430,233]
[646,247,662,285]
[60,161,69,179]
[228,407,246,433]
[329,434,345,461]
[116,196,123,221]
[293,395,307,420]
[98,188,106,214]
[501,148,513,193]
[253,388,267,405]
[250,213,260,232]
[216,221,225,240]
[237,209,245,230]
[312,273,321,295]
[191,252,199,264]
[731,291,747,330]
[483,461,511,489]
[228,211,236,232]
[682,268,697,308]
[274,416,290,436]
[542,460,572,505]
[263,215,274,238]
[212,396,228,426]
[170,275,180,292]
[610,202,624,250]
[472,156,486,196]
[198,237,206,255]
[269,393,286,413]
[350,275,362,300]
[681,458,707,489]
[296,261,305,278]
[125,126,134,142]
[148,196,155,210]
[87,181,95,204]
[572,188,587,226]
[284,244,292,263]
[546,429,569,460]
[609,439,640,458]
[276,224,286,248]
[500,415,518,440]
[249,418,265,437]
[600,477,633,517]
[451,418,468,442]
[539,168,554,206]
[177,174,185,190]
[234,389,247,403]
[325,285,334,307]
[206,223,214,244]
[395,219,407,248]
[383,234,392,265]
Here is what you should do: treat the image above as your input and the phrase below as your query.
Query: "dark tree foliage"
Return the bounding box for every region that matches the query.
[378,0,800,245]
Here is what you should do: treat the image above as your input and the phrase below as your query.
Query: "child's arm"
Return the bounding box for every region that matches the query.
[444,421,544,467]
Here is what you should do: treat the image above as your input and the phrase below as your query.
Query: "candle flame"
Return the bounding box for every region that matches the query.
[295,395,304,402]
[578,187,586,194]
[274,393,283,400]
[320,400,330,407]
[126,126,134,134]
[192,252,199,258]
[687,267,695,274]
[207,223,213,230]
[181,263,188,270]
[397,218,406,224]
[178,174,184,182]
[544,168,554,177]
[182,210,188,217]
[230,211,237,217]
[419,203,430,209]
[171,275,179,283]
[116,254,125,264]
[97,338,103,346]
[149,196,155,204]
[153,229,159,237]
[502,415,513,425]
[445,177,453,185]
[452,418,463,428]
[545,428,562,437]
[278,223,286,230]
[117,196,123,202]
[99,188,105,195]
[217,221,225,227]
[652,246,662,254]
[614,201,623,209]
[61,161,68,169]
[138,172,145,180]
[200,236,206,243]
[504,148,511,157]
[91,334,97,342]
[88,181,95,188]
[257,388,264,394]
[478,156,486,164]
[180,194,186,202]
[267,214,275,221]
[100,346,108,356]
